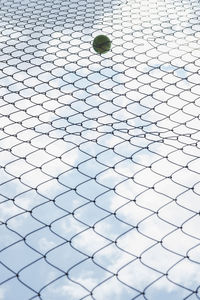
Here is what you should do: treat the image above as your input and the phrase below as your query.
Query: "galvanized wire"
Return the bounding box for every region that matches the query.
[0,0,200,299]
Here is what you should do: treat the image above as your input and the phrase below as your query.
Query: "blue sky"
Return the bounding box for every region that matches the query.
[0,0,200,299]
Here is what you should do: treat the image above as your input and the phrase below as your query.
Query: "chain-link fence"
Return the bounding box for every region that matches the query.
[0,0,200,299]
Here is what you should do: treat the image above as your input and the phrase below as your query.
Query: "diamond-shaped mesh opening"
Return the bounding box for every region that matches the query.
[0,0,200,299]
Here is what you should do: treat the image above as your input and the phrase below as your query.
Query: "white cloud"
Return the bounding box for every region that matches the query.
[1,3,200,298]
[0,200,22,221]
[0,288,5,300]
[38,237,56,252]
[59,215,87,238]
[72,229,109,257]
[85,132,200,295]
[48,276,96,300]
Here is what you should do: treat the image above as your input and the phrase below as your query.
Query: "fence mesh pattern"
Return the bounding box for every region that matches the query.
[0,0,200,299]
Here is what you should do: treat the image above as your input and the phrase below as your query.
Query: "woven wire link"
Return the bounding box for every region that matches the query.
[0,0,200,299]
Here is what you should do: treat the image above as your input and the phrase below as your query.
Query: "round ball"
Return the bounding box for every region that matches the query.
[93,35,111,54]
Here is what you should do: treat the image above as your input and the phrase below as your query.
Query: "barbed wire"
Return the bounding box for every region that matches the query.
[0,0,200,299]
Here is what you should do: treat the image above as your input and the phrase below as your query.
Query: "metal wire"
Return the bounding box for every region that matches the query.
[0,0,200,299]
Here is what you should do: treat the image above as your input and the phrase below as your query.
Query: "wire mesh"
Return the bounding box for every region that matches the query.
[0,0,200,299]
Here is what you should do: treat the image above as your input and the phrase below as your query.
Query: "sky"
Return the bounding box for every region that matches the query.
[0,0,200,299]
